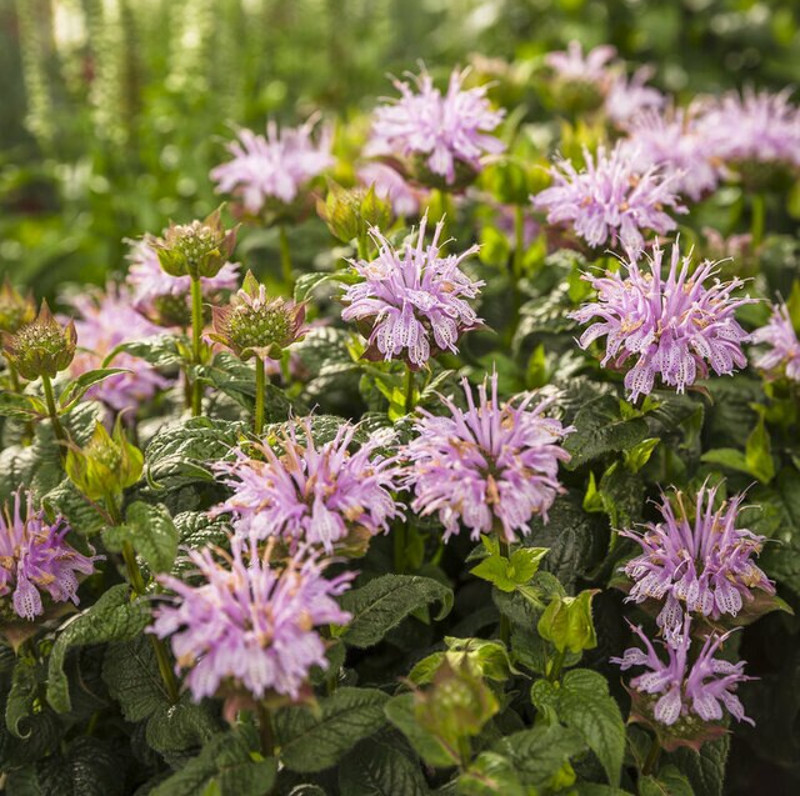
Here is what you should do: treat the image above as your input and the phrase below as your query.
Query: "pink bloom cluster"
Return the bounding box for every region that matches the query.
[751,303,800,381]
[571,242,752,401]
[405,372,572,543]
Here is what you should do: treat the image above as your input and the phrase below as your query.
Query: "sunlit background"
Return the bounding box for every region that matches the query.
[2,0,799,296]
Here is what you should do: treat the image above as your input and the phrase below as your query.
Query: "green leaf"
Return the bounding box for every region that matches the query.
[639,765,694,796]
[623,437,660,474]
[339,575,453,648]
[384,692,457,768]
[103,501,178,574]
[470,544,548,593]
[47,584,149,713]
[102,636,166,723]
[150,731,276,796]
[458,752,531,796]
[0,391,46,420]
[537,590,599,654]
[5,657,38,739]
[338,738,430,795]
[57,368,128,411]
[103,335,184,369]
[275,687,389,773]
[745,415,775,484]
[672,736,729,796]
[294,270,355,303]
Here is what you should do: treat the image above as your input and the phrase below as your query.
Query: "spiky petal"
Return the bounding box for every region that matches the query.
[751,303,800,382]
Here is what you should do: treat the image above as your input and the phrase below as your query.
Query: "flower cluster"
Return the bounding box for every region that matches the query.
[532,143,686,255]
[370,67,505,188]
[571,242,752,401]
[150,538,352,701]
[211,118,333,216]
[341,214,484,368]
[612,616,753,735]
[70,285,169,413]
[751,303,800,382]
[619,484,774,633]
[604,66,665,126]
[1,490,97,621]
[213,419,404,554]
[405,373,572,543]
[545,40,617,88]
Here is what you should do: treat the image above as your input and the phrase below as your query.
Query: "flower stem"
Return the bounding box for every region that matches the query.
[548,647,566,683]
[40,373,66,454]
[404,366,416,415]
[499,538,511,646]
[257,702,275,757]
[511,204,525,334]
[642,735,662,776]
[279,225,293,289]
[254,357,266,436]
[751,194,765,248]
[190,276,204,417]
[394,522,407,574]
[357,231,370,261]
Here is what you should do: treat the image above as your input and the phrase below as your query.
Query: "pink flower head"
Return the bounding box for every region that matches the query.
[371,67,505,186]
[125,238,240,323]
[612,616,754,728]
[545,41,617,86]
[341,213,484,368]
[621,107,724,201]
[357,161,425,217]
[213,418,404,554]
[604,66,665,126]
[69,284,170,413]
[751,302,800,381]
[1,490,98,621]
[405,372,572,543]
[696,87,800,169]
[619,483,774,633]
[570,241,753,401]
[210,117,334,215]
[532,143,686,255]
[150,539,352,701]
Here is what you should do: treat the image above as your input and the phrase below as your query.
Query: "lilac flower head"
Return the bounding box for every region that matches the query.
[751,303,800,382]
[0,490,97,621]
[620,483,774,633]
[604,66,665,127]
[532,143,686,255]
[405,372,572,544]
[545,41,617,86]
[371,67,505,187]
[126,238,240,326]
[69,284,170,413]
[210,117,334,215]
[150,538,352,701]
[621,107,724,201]
[696,88,800,170]
[612,616,754,732]
[341,214,484,368]
[213,418,404,555]
[570,241,753,401]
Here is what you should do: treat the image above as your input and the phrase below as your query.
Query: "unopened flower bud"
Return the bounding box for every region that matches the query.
[0,279,36,335]
[210,270,306,361]
[2,300,77,381]
[317,181,392,244]
[149,207,238,279]
[65,418,144,503]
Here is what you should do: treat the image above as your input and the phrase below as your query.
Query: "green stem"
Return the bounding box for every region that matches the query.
[257,702,275,757]
[511,204,525,334]
[254,357,265,436]
[357,231,370,261]
[642,734,662,777]
[499,538,511,646]
[190,276,204,417]
[151,634,180,704]
[40,373,66,453]
[6,360,21,393]
[394,521,407,574]
[279,225,293,289]
[548,647,566,683]
[751,194,765,248]
[404,366,415,415]
[122,540,147,595]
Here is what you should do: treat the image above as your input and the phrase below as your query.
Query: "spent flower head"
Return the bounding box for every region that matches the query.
[1,490,98,622]
[405,372,572,543]
[211,117,333,219]
[619,483,774,634]
[751,302,800,382]
[148,207,238,280]
[532,143,686,255]
[612,616,753,750]
[316,180,393,244]
[2,300,77,381]
[213,418,404,555]
[341,213,484,368]
[570,241,753,401]
[210,271,306,361]
[371,67,505,189]
[150,538,352,702]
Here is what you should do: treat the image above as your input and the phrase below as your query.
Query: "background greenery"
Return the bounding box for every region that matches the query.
[2,0,800,298]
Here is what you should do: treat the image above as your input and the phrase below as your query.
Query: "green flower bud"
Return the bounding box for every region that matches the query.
[537,589,599,655]
[149,207,238,279]
[2,300,77,381]
[316,181,392,244]
[65,417,144,503]
[210,270,306,361]
[0,279,36,335]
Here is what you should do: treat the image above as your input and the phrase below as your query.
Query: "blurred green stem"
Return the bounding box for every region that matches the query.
[751,194,765,248]
[357,231,370,261]
[257,702,275,758]
[254,357,266,436]
[40,373,66,453]
[190,276,203,416]
[499,538,511,646]
[642,735,662,776]
[279,225,293,289]
[405,366,416,414]
[510,204,526,338]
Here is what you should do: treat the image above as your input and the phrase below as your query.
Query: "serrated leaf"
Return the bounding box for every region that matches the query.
[493,724,586,787]
[338,738,430,795]
[103,335,184,369]
[639,765,694,796]
[5,658,38,739]
[384,692,457,768]
[672,735,729,796]
[58,368,129,410]
[459,751,530,795]
[275,687,389,773]
[103,501,178,574]
[339,574,453,648]
[47,584,149,713]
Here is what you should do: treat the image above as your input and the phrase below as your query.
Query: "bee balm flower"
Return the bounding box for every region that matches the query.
[751,303,800,382]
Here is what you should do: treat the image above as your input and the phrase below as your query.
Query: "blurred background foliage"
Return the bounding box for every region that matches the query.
[1,0,800,297]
